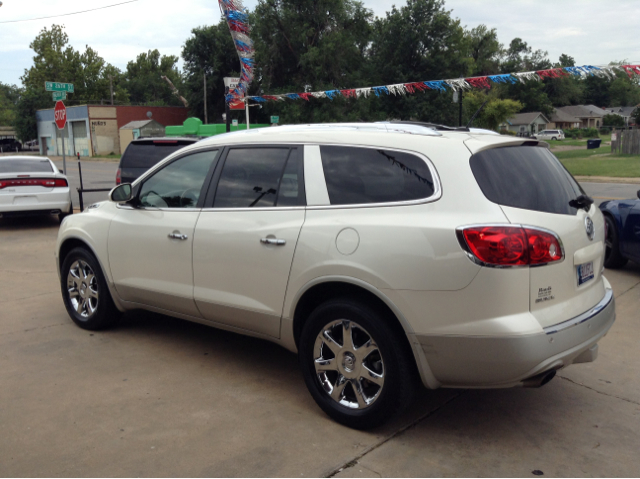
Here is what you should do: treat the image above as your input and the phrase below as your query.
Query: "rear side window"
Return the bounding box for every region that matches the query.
[320,146,435,205]
[121,141,195,168]
[470,146,584,215]
[0,159,53,173]
[213,147,304,208]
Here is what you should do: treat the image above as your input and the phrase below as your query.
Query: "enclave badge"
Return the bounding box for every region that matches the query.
[585,216,595,241]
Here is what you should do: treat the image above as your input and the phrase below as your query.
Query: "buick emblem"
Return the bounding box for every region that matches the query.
[585,216,595,241]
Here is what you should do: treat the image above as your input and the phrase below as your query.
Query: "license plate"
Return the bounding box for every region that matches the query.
[577,261,594,286]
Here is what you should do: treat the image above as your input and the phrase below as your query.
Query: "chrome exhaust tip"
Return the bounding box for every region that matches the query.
[522,370,556,388]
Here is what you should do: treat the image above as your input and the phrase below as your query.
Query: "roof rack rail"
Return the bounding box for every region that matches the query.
[388,120,470,132]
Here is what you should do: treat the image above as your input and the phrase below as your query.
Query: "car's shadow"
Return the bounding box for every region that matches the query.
[107,308,606,446]
[0,215,61,230]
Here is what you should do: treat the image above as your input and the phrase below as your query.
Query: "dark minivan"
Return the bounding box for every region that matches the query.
[116,137,200,184]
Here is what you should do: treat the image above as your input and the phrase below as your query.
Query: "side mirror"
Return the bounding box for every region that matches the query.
[109,183,133,203]
[59,169,64,174]
[637,190,640,200]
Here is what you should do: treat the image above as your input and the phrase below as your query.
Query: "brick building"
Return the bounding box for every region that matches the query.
[36,105,189,157]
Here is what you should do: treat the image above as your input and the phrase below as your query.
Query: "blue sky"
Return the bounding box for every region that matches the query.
[1,0,638,87]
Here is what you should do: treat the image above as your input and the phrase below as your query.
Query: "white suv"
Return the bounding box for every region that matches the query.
[534,129,565,140]
[56,123,615,429]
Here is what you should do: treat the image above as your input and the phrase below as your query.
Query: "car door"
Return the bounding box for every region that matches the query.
[108,149,220,316]
[192,145,305,338]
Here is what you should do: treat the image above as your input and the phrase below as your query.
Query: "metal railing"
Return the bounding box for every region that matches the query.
[76,160,111,212]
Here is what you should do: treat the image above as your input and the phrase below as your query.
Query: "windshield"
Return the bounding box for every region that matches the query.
[0,159,53,173]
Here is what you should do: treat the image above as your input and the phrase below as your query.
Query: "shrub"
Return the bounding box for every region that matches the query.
[500,130,516,136]
[583,128,599,138]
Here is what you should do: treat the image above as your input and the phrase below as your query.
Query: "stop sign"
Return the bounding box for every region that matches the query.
[54,101,67,130]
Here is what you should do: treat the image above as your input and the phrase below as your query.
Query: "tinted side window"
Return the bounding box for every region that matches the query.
[470,146,584,215]
[320,146,435,205]
[121,141,195,168]
[139,150,218,208]
[213,148,299,208]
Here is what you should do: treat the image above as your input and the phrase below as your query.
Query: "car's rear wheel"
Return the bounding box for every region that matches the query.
[61,247,121,330]
[604,215,628,269]
[299,298,416,429]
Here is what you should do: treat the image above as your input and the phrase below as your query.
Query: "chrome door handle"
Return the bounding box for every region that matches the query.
[260,237,286,246]
[168,232,188,240]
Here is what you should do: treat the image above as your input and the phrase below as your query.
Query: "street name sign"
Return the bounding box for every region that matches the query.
[54,101,67,130]
[52,91,67,101]
[45,81,74,93]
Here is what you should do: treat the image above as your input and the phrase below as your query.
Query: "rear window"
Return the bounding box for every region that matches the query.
[120,140,196,168]
[470,146,584,215]
[320,146,435,205]
[0,159,53,173]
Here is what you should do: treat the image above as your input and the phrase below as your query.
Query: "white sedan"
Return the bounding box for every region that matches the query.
[0,156,72,222]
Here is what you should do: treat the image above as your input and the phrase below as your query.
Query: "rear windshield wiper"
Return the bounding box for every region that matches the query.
[569,194,594,211]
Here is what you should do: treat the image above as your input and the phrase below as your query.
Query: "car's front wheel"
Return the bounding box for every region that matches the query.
[604,215,628,269]
[60,247,122,330]
[299,298,416,429]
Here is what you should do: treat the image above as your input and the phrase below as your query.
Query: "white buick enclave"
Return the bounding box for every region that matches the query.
[56,123,615,429]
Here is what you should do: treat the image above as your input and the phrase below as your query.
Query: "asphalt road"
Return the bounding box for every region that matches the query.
[0,216,639,476]
[51,158,119,208]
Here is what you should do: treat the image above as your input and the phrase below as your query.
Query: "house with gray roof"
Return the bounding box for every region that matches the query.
[554,105,607,129]
[602,106,638,127]
[501,112,551,136]
[548,109,581,130]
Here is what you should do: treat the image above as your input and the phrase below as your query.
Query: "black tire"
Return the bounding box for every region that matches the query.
[58,202,73,223]
[551,137,557,141]
[604,215,628,269]
[60,247,122,330]
[299,298,416,429]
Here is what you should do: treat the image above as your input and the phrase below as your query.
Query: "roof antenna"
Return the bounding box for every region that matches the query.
[466,99,489,128]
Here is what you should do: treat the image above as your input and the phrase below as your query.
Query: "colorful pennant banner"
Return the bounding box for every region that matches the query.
[237,64,640,104]
[219,0,255,101]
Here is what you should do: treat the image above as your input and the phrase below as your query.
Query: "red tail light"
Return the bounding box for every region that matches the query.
[459,225,563,267]
[0,178,68,189]
[115,168,121,185]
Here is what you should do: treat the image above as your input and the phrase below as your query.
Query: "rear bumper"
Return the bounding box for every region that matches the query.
[416,288,615,388]
[0,190,71,216]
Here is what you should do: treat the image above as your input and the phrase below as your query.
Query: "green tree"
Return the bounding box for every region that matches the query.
[602,113,625,128]
[249,0,374,124]
[463,89,523,131]
[464,25,502,76]
[14,89,49,141]
[182,21,239,122]
[125,49,184,106]
[368,0,468,123]
[0,83,21,127]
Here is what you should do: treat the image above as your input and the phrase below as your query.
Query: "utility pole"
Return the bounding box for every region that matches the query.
[225,86,231,133]
[203,73,208,124]
[459,90,463,127]
[109,75,114,105]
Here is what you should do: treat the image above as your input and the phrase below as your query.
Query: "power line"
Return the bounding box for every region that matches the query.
[0,0,139,24]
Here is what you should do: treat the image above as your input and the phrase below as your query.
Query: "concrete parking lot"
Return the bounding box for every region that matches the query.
[1,184,639,476]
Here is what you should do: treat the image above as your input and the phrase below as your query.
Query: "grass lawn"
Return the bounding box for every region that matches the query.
[555,150,640,177]
[548,134,611,149]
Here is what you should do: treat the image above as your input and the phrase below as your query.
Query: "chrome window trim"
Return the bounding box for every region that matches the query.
[116,203,202,213]
[455,223,565,269]
[544,288,613,335]
[304,143,442,210]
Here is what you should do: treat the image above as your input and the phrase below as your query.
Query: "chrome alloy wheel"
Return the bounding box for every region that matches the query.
[313,320,385,409]
[67,260,99,318]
